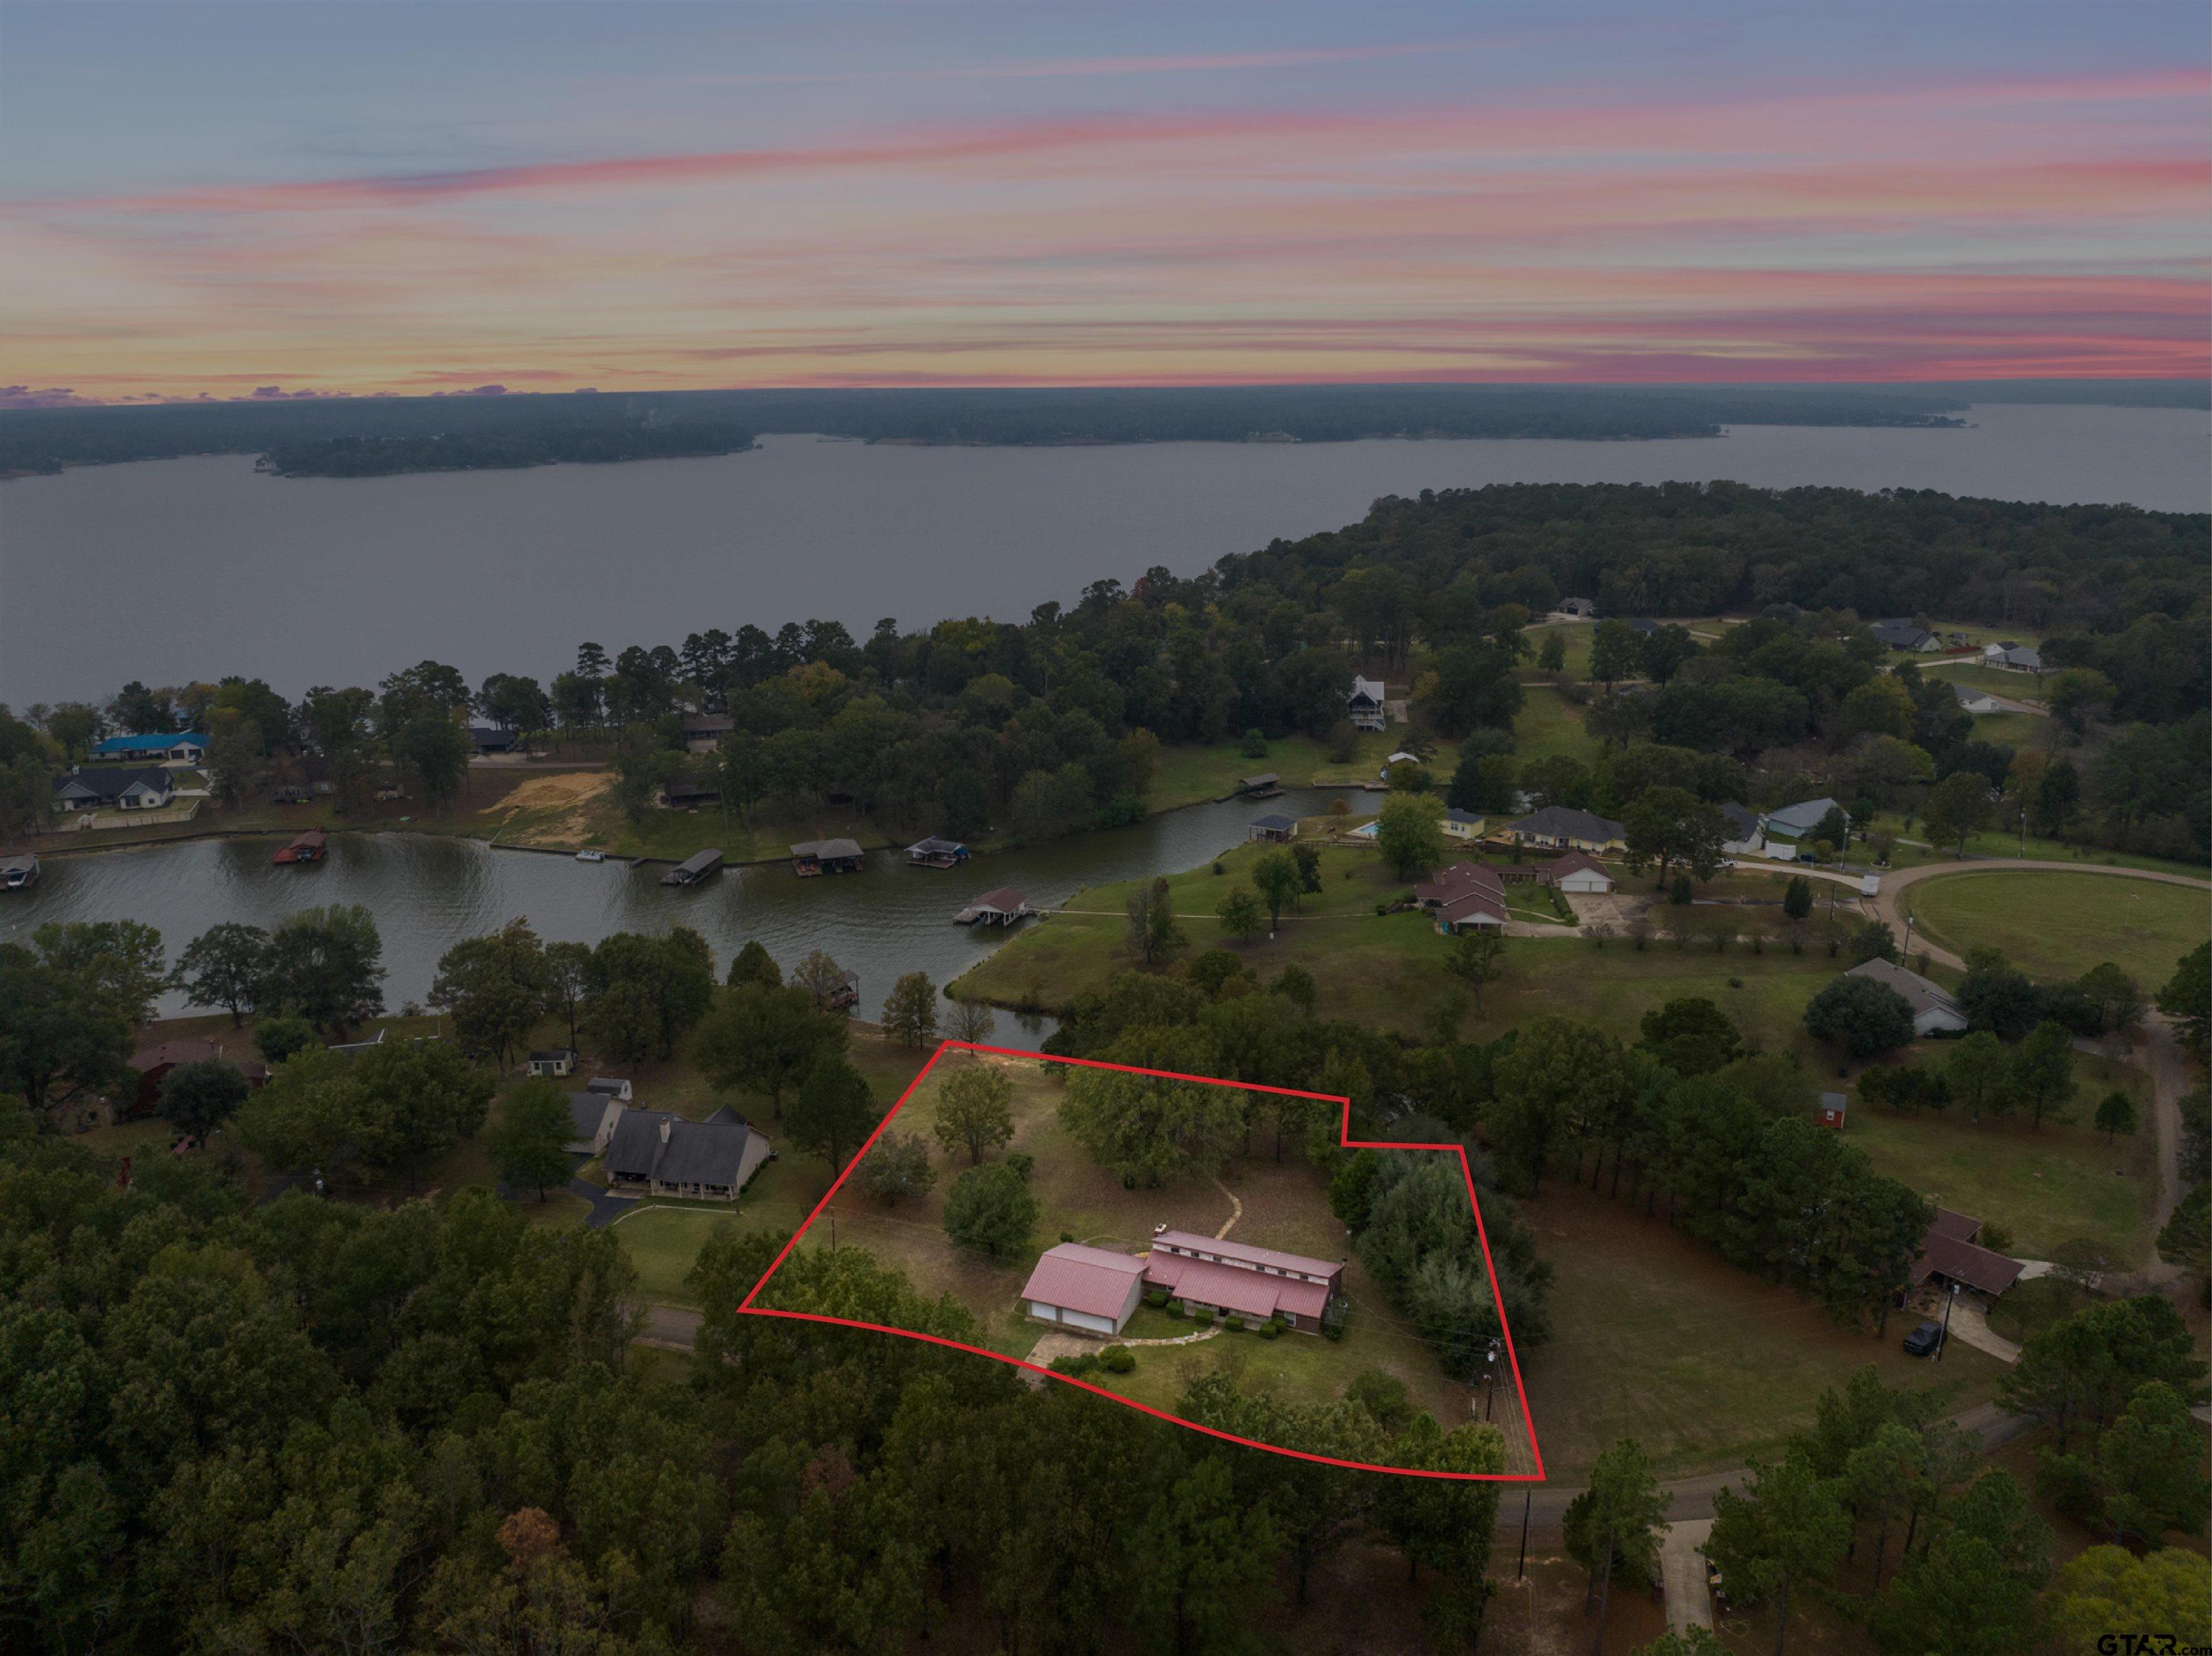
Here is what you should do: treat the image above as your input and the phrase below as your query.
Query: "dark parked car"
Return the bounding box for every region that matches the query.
[1902,1320,1943,1357]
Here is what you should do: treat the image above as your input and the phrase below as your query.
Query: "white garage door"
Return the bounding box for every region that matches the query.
[1058,1309,1117,1336]
[1026,1301,1061,1322]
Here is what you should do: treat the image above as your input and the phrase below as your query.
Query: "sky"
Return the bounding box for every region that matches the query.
[2,2,2207,403]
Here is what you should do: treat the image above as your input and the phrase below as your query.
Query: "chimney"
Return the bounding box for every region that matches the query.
[660,1118,672,1145]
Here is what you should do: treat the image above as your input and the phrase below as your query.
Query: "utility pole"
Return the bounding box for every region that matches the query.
[1483,1337,1501,1422]
[1937,1280,1958,1361]
[1516,1488,1532,1580]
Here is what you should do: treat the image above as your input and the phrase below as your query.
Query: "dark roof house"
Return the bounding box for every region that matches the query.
[604,1109,771,1201]
[53,767,174,811]
[1506,805,1626,849]
[1910,1208,2023,1297]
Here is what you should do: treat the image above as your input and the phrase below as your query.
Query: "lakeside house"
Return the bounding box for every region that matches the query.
[791,837,864,876]
[662,849,724,886]
[566,1092,624,1156]
[1845,958,1969,1037]
[1346,676,1388,732]
[125,1038,267,1119]
[680,712,735,753]
[907,837,969,868]
[1442,809,1485,842]
[1246,814,1298,844]
[91,731,208,764]
[1503,804,1626,853]
[469,725,523,755]
[53,766,175,814]
[603,1106,771,1202]
[1416,862,1509,933]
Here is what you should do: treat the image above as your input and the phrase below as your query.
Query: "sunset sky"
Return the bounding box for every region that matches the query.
[4,2,2207,402]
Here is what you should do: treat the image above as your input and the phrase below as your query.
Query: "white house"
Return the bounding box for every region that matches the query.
[1845,958,1969,1037]
[1346,676,1388,732]
[1718,802,1766,857]
[53,767,175,814]
[1019,1244,1148,1337]
[1952,683,2002,715]
[1982,643,2043,673]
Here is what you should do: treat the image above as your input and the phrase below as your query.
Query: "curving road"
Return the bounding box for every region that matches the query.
[1873,858,2210,973]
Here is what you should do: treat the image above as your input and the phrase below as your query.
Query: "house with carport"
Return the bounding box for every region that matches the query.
[1142,1230,1344,1333]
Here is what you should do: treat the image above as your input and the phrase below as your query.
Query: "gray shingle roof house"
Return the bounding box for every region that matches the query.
[567,1092,624,1156]
[53,767,174,812]
[1763,797,1843,841]
[1951,682,2001,714]
[1625,618,1659,635]
[1717,801,1764,852]
[1346,675,1388,731]
[1845,958,1969,1036]
[1983,643,2043,672]
[1506,804,1626,851]
[603,1109,771,1202]
[1871,619,1940,652]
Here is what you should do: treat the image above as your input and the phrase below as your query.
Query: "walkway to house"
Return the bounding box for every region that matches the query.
[1210,1174,1243,1239]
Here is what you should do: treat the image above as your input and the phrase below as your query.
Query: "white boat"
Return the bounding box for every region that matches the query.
[575,849,606,863]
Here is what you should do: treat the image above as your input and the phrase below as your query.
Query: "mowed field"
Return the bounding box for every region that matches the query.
[1518,1182,2008,1480]
[781,1053,1524,1467]
[1902,869,2208,986]
[1844,1046,2158,1265]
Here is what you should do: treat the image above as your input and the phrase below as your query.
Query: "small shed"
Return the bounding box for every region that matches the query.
[907,837,970,868]
[1247,814,1298,843]
[585,1076,634,1102]
[1020,1244,1148,1337]
[958,886,1033,926]
[662,849,724,886]
[529,1048,577,1079]
[791,837,864,876]
[1817,1092,1848,1130]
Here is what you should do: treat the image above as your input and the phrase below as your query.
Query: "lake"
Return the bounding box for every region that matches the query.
[2,402,2205,705]
[0,787,1346,1047]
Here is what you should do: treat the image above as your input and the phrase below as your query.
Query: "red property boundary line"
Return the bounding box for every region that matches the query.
[737,1040,1547,1484]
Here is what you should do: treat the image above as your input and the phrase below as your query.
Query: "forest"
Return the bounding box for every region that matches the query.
[0,382,2011,475]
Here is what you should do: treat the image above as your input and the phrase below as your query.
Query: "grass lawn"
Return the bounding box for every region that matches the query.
[1514,685,1601,767]
[610,1205,743,1308]
[1516,1182,2006,1480]
[1842,1047,2159,1264]
[1915,660,2050,705]
[1866,814,2210,881]
[1522,620,1594,678]
[960,860,1845,1052]
[1902,869,2209,986]
[786,1053,1498,1464]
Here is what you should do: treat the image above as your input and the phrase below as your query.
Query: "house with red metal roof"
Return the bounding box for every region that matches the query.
[1142,1230,1344,1333]
[1019,1243,1149,1337]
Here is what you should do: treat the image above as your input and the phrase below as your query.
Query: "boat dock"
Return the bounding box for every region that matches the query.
[956,886,1035,926]
[662,848,725,886]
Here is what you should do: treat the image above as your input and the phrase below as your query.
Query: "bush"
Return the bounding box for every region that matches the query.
[1048,1351,1100,1377]
[1166,1300,1186,1319]
[1259,1320,1282,1341]
[1144,1289,1169,1309]
[1239,728,1269,759]
[1322,1322,1344,1342]
[1100,1345,1136,1373]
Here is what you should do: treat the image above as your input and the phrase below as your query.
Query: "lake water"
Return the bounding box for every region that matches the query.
[0,788,1345,1046]
[2,402,2204,705]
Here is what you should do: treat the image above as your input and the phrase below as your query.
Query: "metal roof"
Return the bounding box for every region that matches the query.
[1019,1244,1146,1319]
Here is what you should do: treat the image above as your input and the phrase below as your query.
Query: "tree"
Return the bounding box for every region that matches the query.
[253,1015,318,1066]
[1215,885,1264,942]
[1562,1437,1670,1655]
[1252,849,1303,927]
[2154,942,2209,1063]
[726,940,781,989]
[858,1130,936,1205]
[881,971,939,1048]
[0,943,133,1115]
[2093,1089,2137,1146]
[1920,770,1992,855]
[1589,620,1640,689]
[1124,876,1185,966]
[1782,876,1813,922]
[791,949,853,1012]
[171,923,271,1027]
[581,930,715,1063]
[544,940,592,1048]
[431,919,553,1067]
[490,1078,575,1201]
[1864,1472,2049,1656]
[2046,1380,2212,1547]
[1622,786,1725,886]
[2077,962,2145,1040]
[1058,1027,1243,1187]
[2046,1548,2212,1655]
[263,904,386,1035]
[1375,791,1447,880]
[1491,1017,1627,1196]
[390,714,471,810]
[2010,1020,2077,1128]
[940,1155,1038,1259]
[1803,974,1913,1061]
[909,1060,1011,1169]
[786,1054,876,1176]
[1944,1030,2013,1123]
[1131,1457,1279,1656]
[1999,1295,2209,1445]
[1444,927,1506,1013]
[691,984,846,1117]
[1637,997,1743,1076]
[156,1058,250,1141]
[1537,631,1567,672]
[1704,1453,1849,1656]
[35,919,168,1029]
[945,997,996,1044]
[233,1038,493,1190]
